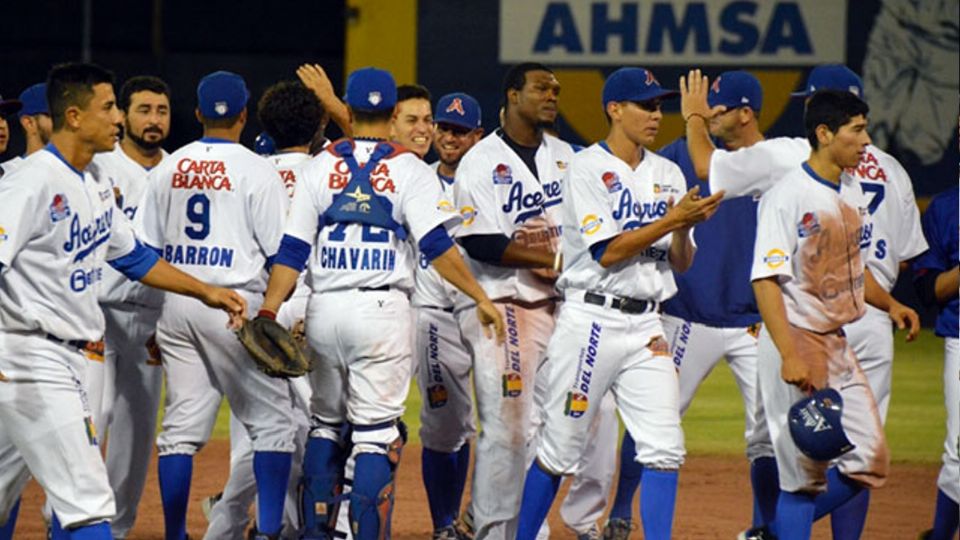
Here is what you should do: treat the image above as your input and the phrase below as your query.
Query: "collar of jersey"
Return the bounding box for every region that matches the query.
[437,172,454,185]
[802,162,840,193]
[199,136,234,144]
[354,136,388,142]
[43,143,84,180]
[599,140,646,170]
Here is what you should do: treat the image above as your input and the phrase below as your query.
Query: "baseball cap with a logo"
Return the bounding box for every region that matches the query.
[709,71,762,112]
[602,67,678,108]
[792,65,864,98]
[345,67,397,113]
[0,93,22,118]
[434,92,481,130]
[197,71,250,119]
[18,83,48,118]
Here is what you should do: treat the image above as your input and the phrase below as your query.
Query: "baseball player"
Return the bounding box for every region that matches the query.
[515,66,723,540]
[0,83,51,176]
[393,84,434,159]
[604,71,778,538]
[451,62,573,539]
[413,91,484,540]
[0,93,22,176]
[135,70,300,540]
[257,67,503,540]
[681,65,928,539]
[203,79,326,540]
[85,75,172,540]
[912,183,959,540]
[749,90,919,540]
[0,62,246,540]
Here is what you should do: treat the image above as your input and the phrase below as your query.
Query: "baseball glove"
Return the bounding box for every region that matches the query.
[236,316,312,378]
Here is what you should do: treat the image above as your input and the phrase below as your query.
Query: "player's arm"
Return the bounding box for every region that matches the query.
[598,186,722,268]
[680,69,726,180]
[864,267,920,341]
[458,234,556,269]
[429,239,505,343]
[752,277,812,391]
[297,63,352,137]
[934,266,960,302]
[138,258,247,326]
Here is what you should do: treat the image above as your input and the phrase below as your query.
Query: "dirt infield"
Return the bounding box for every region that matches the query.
[14,440,939,539]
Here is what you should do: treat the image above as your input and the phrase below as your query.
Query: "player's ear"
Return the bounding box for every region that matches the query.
[815,123,833,149]
[194,108,203,124]
[605,101,619,121]
[63,105,82,131]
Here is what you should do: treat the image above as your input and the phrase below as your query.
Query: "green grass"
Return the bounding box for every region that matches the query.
[196,330,947,464]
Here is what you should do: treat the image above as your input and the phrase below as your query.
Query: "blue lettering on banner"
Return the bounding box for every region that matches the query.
[502,0,843,66]
[163,244,235,268]
[64,209,113,263]
[318,246,396,271]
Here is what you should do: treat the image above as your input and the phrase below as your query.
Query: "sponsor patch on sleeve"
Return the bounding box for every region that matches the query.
[49,193,71,223]
[579,214,603,235]
[797,212,821,237]
[601,171,622,193]
[492,163,513,185]
[460,205,477,226]
[763,248,789,269]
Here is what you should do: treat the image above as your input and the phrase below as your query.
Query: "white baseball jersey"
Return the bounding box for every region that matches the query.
[136,139,288,292]
[411,164,461,308]
[751,164,869,333]
[89,145,168,307]
[285,140,455,294]
[0,147,141,341]
[453,132,573,303]
[0,155,24,178]
[710,137,925,292]
[557,143,690,302]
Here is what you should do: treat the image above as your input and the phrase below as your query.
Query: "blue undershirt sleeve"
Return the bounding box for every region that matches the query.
[108,241,161,281]
[459,234,512,265]
[589,238,612,263]
[418,225,455,262]
[273,234,312,272]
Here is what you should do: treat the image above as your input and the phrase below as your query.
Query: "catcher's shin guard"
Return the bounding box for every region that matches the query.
[300,423,350,538]
[349,421,407,540]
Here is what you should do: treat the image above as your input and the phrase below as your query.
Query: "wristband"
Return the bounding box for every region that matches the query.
[257,309,277,320]
[684,112,709,124]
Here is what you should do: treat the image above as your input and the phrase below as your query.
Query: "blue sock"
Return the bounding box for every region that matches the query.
[813,467,863,520]
[453,443,471,517]
[67,521,111,540]
[0,498,19,540]
[773,491,816,540]
[302,436,347,535]
[51,513,68,540]
[639,469,678,540]
[516,461,561,540]
[158,454,193,540]
[751,456,780,527]
[610,431,642,520]
[253,451,293,535]
[351,453,395,540]
[931,488,960,540]
[830,489,869,539]
[422,447,458,528]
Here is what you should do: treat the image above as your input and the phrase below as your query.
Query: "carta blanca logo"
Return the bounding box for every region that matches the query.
[499,0,846,66]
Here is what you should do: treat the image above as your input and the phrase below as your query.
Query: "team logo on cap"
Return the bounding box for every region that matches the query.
[367,91,382,106]
[502,373,522,398]
[565,392,589,418]
[797,212,821,238]
[445,98,465,116]
[645,70,658,86]
[601,171,622,193]
[427,384,448,409]
[711,76,722,93]
[460,205,477,226]
[492,163,513,185]
[214,101,228,116]
[763,248,789,269]
[580,214,603,235]
[49,193,71,223]
[848,86,860,97]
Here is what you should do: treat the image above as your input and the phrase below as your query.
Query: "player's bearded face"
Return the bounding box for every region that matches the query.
[80,83,122,152]
[124,91,170,151]
[433,123,480,168]
[35,114,53,144]
[516,71,560,128]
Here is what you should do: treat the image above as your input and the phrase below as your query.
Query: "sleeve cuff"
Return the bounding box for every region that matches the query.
[418,225,455,262]
[273,234,312,272]
[108,240,161,281]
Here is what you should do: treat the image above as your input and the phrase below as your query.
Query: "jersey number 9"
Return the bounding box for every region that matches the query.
[185,193,211,240]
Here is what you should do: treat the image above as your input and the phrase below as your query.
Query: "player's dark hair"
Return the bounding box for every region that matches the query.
[351,107,394,124]
[397,84,431,104]
[118,76,170,112]
[502,62,553,111]
[804,90,869,149]
[46,62,115,131]
[257,81,324,149]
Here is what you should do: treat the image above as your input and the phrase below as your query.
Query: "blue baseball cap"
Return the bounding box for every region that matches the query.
[434,93,481,130]
[344,67,396,113]
[18,83,48,118]
[197,71,249,119]
[602,67,678,108]
[709,71,762,112]
[792,65,864,98]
